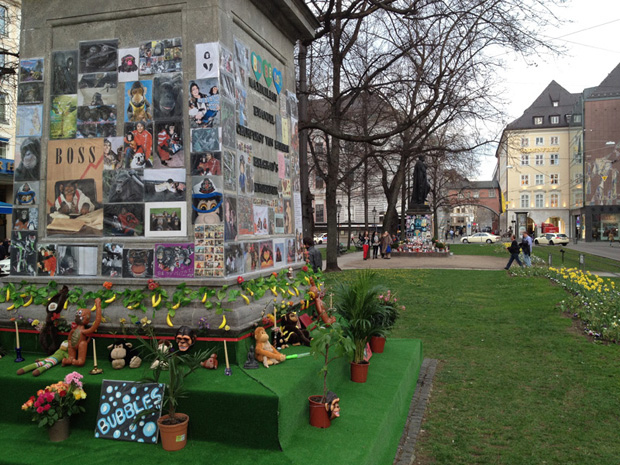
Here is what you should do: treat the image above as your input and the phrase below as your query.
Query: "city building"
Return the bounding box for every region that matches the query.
[496,81,579,237]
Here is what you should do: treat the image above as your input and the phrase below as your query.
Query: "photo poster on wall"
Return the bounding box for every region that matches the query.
[13,180,39,206]
[196,42,219,79]
[224,242,244,276]
[79,40,118,74]
[274,239,285,265]
[14,137,41,181]
[102,243,123,277]
[50,95,78,139]
[118,48,139,83]
[139,38,182,76]
[188,77,220,129]
[46,138,104,236]
[37,244,57,277]
[11,230,37,276]
[124,81,153,123]
[123,248,154,279]
[51,50,78,96]
[145,202,187,237]
[19,58,44,83]
[154,243,194,278]
[13,206,37,231]
[154,120,184,169]
[94,380,164,444]
[16,105,43,137]
[56,245,98,276]
[259,240,274,269]
[193,224,224,277]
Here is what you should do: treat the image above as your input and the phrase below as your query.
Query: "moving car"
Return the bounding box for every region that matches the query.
[534,233,569,246]
[0,257,9,276]
[461,232,501,244]
[313,233,328,244]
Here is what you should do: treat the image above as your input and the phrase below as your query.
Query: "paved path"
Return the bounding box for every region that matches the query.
[336,251,506,270]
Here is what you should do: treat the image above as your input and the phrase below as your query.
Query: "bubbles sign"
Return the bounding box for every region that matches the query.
[94,380,164,444]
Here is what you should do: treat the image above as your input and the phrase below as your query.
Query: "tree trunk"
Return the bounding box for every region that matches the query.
[297,42,313,238]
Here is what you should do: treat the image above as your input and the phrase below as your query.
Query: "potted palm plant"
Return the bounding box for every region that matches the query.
[370,289,404,353]
[136,329,215,451]
[308,322,354,428]
[333,270,386,383]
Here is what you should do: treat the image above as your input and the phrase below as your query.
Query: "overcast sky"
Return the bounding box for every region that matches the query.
[475,0,620,180]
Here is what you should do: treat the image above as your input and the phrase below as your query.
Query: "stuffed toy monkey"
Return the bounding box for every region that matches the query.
[17,340,69,377]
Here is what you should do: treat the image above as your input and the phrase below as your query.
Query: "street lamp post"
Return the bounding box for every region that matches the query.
[505,165,513,234]
[336,200,342,241]
[372,207,377,232]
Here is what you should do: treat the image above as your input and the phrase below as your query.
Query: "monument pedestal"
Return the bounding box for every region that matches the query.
[406,206,432,239]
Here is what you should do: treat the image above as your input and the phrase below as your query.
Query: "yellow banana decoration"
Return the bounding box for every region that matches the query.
[152,295,156,307]
[154,294,162,308]
[271,287,278,296]
[6,289,10,300]
[20,293,27,298]
[248,289,254,297]
[23,296,33,307]
[105,295,116,304]
[166,312,174,327]
[293,287,299,297]
[202,292,207,303]
[219,314,227,329]
[172,302,180,310]
[287,289,295,297]
[91,303,97,311]
[64,300,69,310]
[7,303,15,311]
[241,294,250,305]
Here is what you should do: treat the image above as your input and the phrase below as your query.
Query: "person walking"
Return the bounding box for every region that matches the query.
[504,234,523,270]
[362,231,370,260]
[521,231,533,267]
[380,231,393,259]
[372,231,380,259]
[303,237,322,272]
[609,230,614,247]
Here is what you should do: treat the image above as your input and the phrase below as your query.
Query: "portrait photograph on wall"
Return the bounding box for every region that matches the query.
[145,169,186,202]
[102,243,123,277]
[103,204,144,237]
[13,207,37,231]
[46,139,104,236]
[37,244,57,277]
[103,169,144,204]
[56,245,98,276]
[13,181,38,206]
[51,50,78,95]
[154,120,184,168]
[191,151,221,176]
[123,248,154,279]
[19,58,44,82]
[125,81,153,123]
[11,230,37,276]
[224,242,244,276]
[259,240,274,269]
[124,121,153,168]
[18,82,44,105]
[14,138,41,181]
[188,78,220,128]
[145,202,187,237]
[103,137,124,170]
[79,40,119,74]
[117,48,139,82]
[77,72,117,106]
[50,95,78,139]
[77,105,117,138]
[153,73,183,120]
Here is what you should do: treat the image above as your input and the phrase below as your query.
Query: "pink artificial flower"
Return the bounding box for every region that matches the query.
[64,371,84,388]
[45,392,55,402]
[36,406,44,414]
[393,298,398,303]
[43,404,51,411]
[378,295,384,299]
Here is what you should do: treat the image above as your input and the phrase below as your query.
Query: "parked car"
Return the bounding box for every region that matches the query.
[0,257,9,276]
[313,233,328,244]
[534,233,569,246]
[461,232,501,244]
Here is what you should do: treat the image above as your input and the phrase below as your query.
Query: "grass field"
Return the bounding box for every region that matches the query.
[325,269,620,464]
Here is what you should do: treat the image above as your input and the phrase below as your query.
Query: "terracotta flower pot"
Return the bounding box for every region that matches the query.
[369,336,386,353]
[158,413,189,451]
[350,361,369,383]
[48,417,70,442]
[308,395,331,428]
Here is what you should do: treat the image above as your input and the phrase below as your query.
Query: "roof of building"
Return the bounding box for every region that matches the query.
[447,180,499,190]
[584,62,620,100]
[506,80,579,130]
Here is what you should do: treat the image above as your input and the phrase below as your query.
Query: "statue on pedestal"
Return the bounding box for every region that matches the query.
[410,156,431,208]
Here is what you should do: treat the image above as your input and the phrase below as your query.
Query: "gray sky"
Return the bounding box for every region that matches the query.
[475,0,620,179]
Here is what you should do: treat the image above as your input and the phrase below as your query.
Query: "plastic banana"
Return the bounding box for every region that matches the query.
[7,303,15,311]
[202,292,207,303]
[166,312,174,327]
[105,295,116,304]
[23,296,33,307]
[154,294,162,308]
[172,302,180,310]
[241,294,250,305]
[219,314,227,329]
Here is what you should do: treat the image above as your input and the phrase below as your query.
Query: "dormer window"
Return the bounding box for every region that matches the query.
[533,116,543,125]
[552,101,559,107]
[550,115,560,124]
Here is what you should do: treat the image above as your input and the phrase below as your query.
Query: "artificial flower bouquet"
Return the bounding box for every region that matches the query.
[21,371,87,427]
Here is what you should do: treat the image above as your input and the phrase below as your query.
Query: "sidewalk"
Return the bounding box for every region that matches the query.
[335,251,506,270]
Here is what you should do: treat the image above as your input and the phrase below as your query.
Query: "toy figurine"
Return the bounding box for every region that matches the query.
[308,278,336,325]
[175,326,197,352]
[39,285,69,355]
[62,298,102,367]
[107,339,142,369]
[150,339,171,370]
[325,391,340,420]
[17,340,69,376]
[243,345,260,369]
[201,353,218,369]
[254,327,285,368]
[271,326,288,350]
[281,311,311,346]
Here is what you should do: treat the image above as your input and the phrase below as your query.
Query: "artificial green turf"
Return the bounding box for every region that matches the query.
[343,269,620,465]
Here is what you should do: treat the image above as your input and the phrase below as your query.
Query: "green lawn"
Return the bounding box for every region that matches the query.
[325,269,620,465]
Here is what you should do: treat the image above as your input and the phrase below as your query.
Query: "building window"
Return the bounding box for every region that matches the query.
[520,193,530,209]
[521,175,529,186]
[550,136,559,145]
[0,93,6,122]
[535,154,544,165]
[533,116,543,125]
[565,114,572,123]
[315,175,324,190]
[521,138,529,147]
[488,189,496,198]
[550,193,559,208]
[573,114,582,123]
[535,137,544,146]
[0,140,7,158]
[315,204,324,223]
[574,173,583,184]
[535,193,544,208]
[574,192,583,206]
[550,115,560,124]
[552,101,559,107]
[472,190,479,198]
[521,154,529,165]
[0,7,6,36]
[550,174,559,185]
[535,174,544,185]
[550,153,559,165]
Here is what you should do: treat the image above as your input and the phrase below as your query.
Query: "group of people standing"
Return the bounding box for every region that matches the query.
[505,231,533,270]
[359,230,393,260]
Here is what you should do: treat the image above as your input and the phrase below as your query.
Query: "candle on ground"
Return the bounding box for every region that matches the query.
[92,338,98,366]
[14,320,20,348]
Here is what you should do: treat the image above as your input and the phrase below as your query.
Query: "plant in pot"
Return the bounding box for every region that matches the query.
[135,328,215,451]
[308,321,354,428]
[370,289,405,353]
[333,270,386,383]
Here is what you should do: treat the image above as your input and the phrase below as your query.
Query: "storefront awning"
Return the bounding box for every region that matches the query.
[0,201,12,215]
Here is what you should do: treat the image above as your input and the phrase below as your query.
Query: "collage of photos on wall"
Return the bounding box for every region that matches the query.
[11,35,302,280]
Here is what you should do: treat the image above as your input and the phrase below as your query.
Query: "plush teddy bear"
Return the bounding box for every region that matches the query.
[254,327,285,368]
[107,339,142,369]
[281,311,312,347]
[201,353,218,369]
